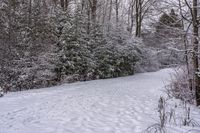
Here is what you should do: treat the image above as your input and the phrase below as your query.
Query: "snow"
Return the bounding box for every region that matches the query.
[0,68,200,133]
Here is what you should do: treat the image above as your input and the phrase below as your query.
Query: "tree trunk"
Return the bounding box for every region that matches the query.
[115,0,119,27]
[135,0,142,37]
[60,0,64,9]
[87,5,90,34]
[135,0,139,37]
[192,0,200,106]
[65,0,69,11]
[91,0,97,25]
[178,0,193,91]
[102,0,108,33]
[28,0,32,26]
[138,0,142,37]
[130,0,135,34]
[81,0,85,13]
[108,0,112,32]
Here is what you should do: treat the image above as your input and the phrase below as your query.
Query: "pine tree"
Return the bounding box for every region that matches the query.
[58,7,94,82]
[156,9,182,37]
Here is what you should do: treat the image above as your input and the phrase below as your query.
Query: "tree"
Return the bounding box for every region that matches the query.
[88,0,97,25]
[156,9,182,37]
[0,0,59,91]
[60,0,69,11]
[134,0,156,37]
[191,0,200,106]
[135,0,141,37]
[115,0,120,27]
[158,0,200,106]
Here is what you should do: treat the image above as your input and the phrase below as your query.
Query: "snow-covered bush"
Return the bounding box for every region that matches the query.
[146,97,167,133]
[165,68,195,104]
[1,0,184,91]
[146,96,199,133]
[93,29,140,79]
[57,8,95,82]
[58,18,142,82]
[94,42,139,79]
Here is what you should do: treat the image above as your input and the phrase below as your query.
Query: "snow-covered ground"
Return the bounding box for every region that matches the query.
[0,68,200,133]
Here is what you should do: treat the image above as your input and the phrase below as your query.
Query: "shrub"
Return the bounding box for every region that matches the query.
[165,67,195,104]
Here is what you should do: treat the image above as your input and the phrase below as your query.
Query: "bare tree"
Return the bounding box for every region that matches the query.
[60,0,69,11]
[161,0,200,106]
[191,0,200,106]
[108,0,113,31]
[115,0,120,27]
[88,0,97,24]
[177,0,193,91]
[134,0,156,37]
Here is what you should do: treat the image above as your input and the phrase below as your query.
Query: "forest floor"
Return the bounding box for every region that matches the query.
[0,68,200,133]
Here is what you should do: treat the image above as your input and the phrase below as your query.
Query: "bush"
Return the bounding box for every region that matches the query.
[58,20,142,82]
[165,67,195,103]
[94,40,139,79]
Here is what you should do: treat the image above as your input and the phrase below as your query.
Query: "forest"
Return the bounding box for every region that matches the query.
[0,0,185,90]
[1,0,200,105]
[1,0,200,104]
[0,0,200,132]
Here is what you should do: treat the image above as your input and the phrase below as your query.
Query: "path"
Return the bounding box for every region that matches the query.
[0,69,173,133]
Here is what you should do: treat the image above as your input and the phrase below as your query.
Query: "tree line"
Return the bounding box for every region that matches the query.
[0,0,200,106]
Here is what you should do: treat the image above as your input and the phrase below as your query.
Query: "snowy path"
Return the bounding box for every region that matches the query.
[0,69,177,133]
